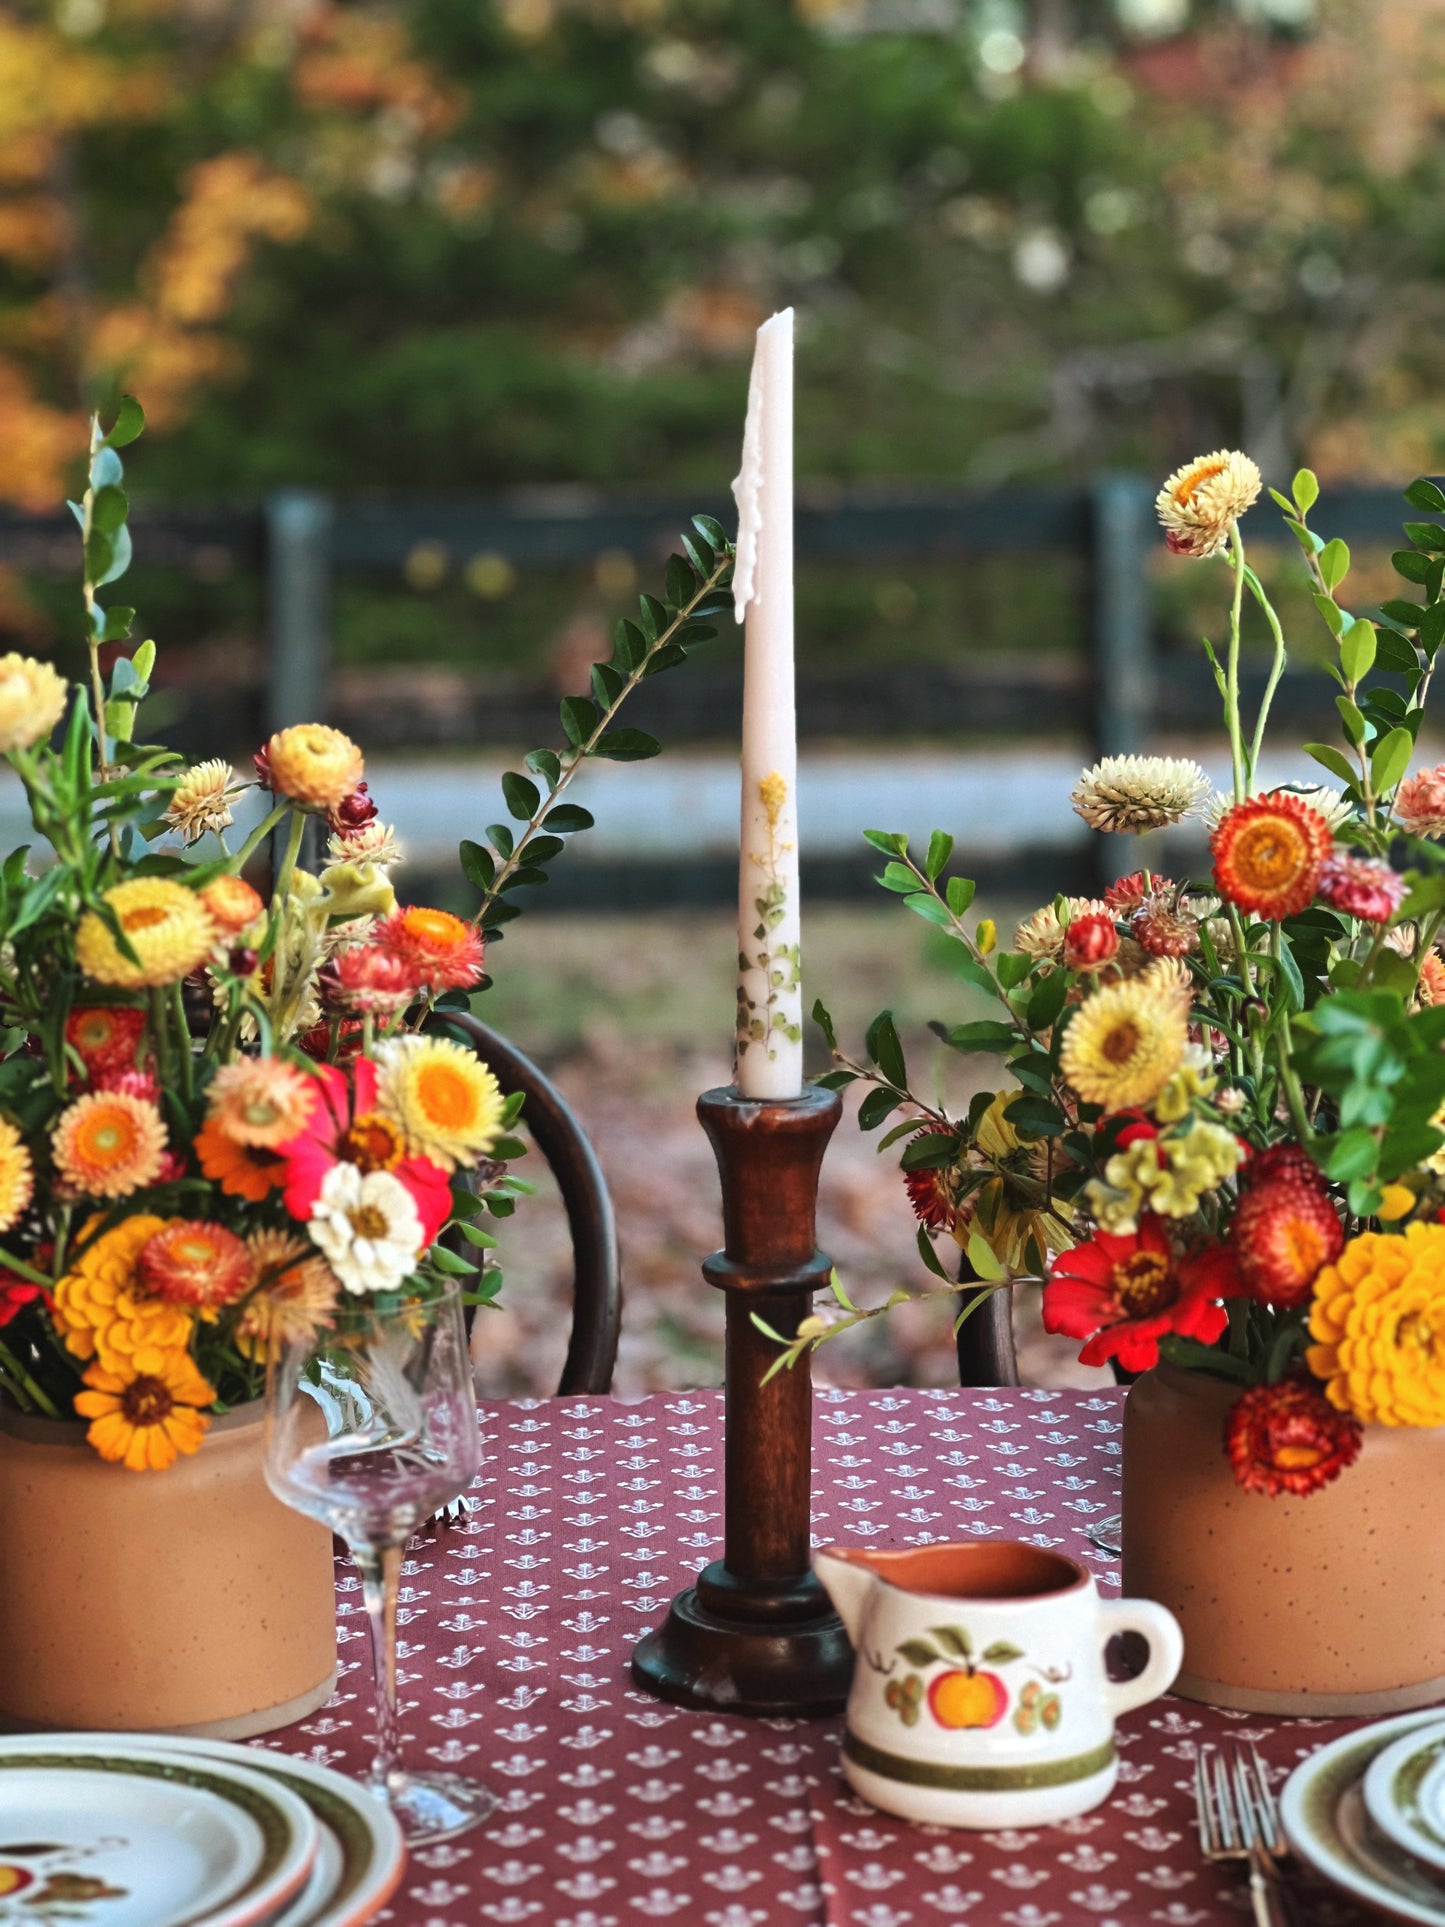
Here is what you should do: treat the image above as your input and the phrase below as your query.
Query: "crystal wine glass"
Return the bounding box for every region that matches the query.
[264,1275,494,1844]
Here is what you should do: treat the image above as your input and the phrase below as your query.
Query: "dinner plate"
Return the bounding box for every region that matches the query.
[1364,1720,1445,1877]
[1281,1711,1445,1926]
[138,1738,406,1927]
[0,1734,317,1927]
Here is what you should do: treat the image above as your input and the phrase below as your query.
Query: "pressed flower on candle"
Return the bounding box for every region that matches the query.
[736,770,802,1068]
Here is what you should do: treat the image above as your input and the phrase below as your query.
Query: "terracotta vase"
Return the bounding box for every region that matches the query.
[0,1400,337,1737]
[1121,1364,1445,1716]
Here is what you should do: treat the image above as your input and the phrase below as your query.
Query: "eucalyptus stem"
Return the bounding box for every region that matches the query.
[1225,526,1248,805]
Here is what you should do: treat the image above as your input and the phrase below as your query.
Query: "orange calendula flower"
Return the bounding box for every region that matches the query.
[1156,449,1262,560]
[206,1058,316,1148]
[65,1005,146,1076]
[194,1116,285,1201]
[200,873,265,935]
[374,906,485,992]
[74,1347,215,1471]
[264,723,364,812]
[138,1220,256,1310]
[1224,1379,1362,1498]
[372,1034,506,1171]
[52,1090,166,1199]
[75,878,216,989]
[52,1216,192,1368]
[0,1119,32,1236]
[1210,793,1333,922]
[1307,1223,1445,1428]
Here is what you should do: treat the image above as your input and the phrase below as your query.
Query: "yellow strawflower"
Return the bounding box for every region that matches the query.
[75,878,216,988]
[1059,977,1187,1110]
[265,723,364,811]
[1307,1223,1445,1428]
[0,652,67,753]
[1156,449,1262,560]
[372,1034,506,1172]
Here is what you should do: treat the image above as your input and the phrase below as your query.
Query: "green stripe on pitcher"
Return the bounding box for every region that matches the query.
[843,1732,1117,1792]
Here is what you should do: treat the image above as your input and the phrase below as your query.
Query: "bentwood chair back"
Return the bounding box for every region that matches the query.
[434,1010,621,1396]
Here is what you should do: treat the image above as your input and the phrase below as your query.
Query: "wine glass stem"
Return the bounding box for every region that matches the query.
[357,1543,404,1795]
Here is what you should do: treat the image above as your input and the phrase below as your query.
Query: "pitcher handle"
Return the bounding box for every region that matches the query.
[1098,1596,1184,1717]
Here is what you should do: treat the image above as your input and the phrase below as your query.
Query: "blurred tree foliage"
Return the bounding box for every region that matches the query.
[0,0,1442,515]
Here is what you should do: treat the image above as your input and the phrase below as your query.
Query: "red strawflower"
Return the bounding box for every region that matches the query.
[1211,793,1333,922]
[1315,852,1406,925]
[138,1220,257,1309]
[1063,913,1119,971]
[92,1066,161,1101]
[327,783,379,833]
[1230,1176,1344,1310]
[1224,1379,1363,1497]
[1240,1143,1329,1194]
[1104,871,1170,916]
[321,947,422,1016]
[65,1005,146,1078]
[374,906,485,992]
[252,743,274,788]
[296,1016,367,1062]
[1101,1109,1160,1152]
[1042,1216,1237,1372]
[1132,894,1198,958]
[903,1139,965,1232]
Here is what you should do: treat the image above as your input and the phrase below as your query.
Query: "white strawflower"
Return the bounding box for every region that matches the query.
[328,820,402,869]
[1071,755,1211,833]
[308,1163,424,1295]
[1205,783,1352,832]
[1156,449,1262,560]
[1014,897,1109,959]
[165,759,245,843]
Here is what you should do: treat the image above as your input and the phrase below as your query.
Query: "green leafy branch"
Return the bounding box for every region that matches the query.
[456,516,732,950]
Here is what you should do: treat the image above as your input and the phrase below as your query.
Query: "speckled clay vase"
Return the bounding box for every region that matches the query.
[1122,1363,1445,1716]
[816,1541,1182,1829]
[0,1400,337,1737]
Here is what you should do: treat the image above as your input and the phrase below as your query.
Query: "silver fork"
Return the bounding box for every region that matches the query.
[1195,1742,1291,1927]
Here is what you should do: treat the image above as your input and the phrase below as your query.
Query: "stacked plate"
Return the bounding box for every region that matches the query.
[1282,1711,1445,1923]
[0,1733,404,1927]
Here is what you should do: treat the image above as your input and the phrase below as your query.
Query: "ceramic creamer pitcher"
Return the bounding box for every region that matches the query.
[816,1540,1182,1828]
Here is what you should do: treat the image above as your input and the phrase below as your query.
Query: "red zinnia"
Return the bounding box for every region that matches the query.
[1230,1177,1343,1309]
[1211,794,1333,922]
[66,1005,146,1078]
[1315,852,1406,925]
[1042,1216,1238,1372]
[0,1273,44,1328]
[1224,1379,1363,1497]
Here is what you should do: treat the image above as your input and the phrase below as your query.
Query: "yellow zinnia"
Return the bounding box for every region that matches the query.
[75,878,216,989]
[0,652,68,753]
[372,1034,506,1172]
[1058,977,1188,1110]
[74,1346,214,1471]
[52,1215,192,1369]
[1307,1223,1445,1428]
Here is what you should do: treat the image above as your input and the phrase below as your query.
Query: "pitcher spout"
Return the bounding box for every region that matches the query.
[813,1545,880,1645]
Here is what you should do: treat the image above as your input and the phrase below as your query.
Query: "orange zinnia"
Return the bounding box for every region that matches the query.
[194,1116,284,1201]
[75,1347,215,1471]
[1210,793,1332,922]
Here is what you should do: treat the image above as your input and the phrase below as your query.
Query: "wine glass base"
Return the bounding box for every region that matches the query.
[373,1769,499,1844]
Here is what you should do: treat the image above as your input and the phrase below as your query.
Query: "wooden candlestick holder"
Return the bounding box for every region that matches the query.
[631,1082,854,1718]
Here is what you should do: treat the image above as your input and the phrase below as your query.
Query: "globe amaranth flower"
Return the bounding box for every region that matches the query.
[1224,1379,1363,1498]
[1059,976,1189,1110]
[1043,1215,1238,1371]
[374,906,486,992]
[1315,852,1406,925]
[1014,897,1109,961]
[372,1033,506,1172]
[0,652,68,753]
[1395,765,1445,839]
[164,759,246,844]
[65,1005,146,1079]
[1156,449,1262,560]
[1062,912,1118,972]
[52,1091,167,1200]
[206,1057,317,1149]
[1307,1222,1445,1426]
[1231,1176,1344,1310]
[74,1346,215,1471]
[1071,755,1210,834]
[0,1119,33,1236]
[263,723,364,812]
[308,1162,425,1295]
[1211,793,1333,921]
[75,878,216,989]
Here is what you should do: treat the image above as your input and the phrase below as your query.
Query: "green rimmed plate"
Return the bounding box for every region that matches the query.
[1281,1712,1445,1926]
[0,1735,317,1927]
[1365,1722,1445,1879]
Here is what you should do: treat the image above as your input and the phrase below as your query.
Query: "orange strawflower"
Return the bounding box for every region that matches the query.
[51,1090,167,1199]
[263,723,364,812]
[138,1220,256,1310]
[65,1005,146,1077]
[1419,952,1445,1007]
[1224,1379,1362,1498]
[205,1058,316,1148]
[194,1115,284,1201]
[1210,793,1333,922]
[235,1229,339,1359]
[74,1347,215,1471]
[375,906,485,991]
[200,873,265,935]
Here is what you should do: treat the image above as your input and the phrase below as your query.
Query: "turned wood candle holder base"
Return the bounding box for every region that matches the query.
[631,1083,854,1719]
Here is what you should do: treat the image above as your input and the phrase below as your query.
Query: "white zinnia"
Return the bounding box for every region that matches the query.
[1071,755,1211,834]
[309,1163,424,1296]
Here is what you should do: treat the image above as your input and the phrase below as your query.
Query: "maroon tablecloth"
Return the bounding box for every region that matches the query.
[258,1386,1393,1926]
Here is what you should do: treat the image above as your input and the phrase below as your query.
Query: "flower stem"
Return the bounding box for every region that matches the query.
[1243,563,1287,781]
[1225,526,1248,805]
[0,1339,61,1416]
